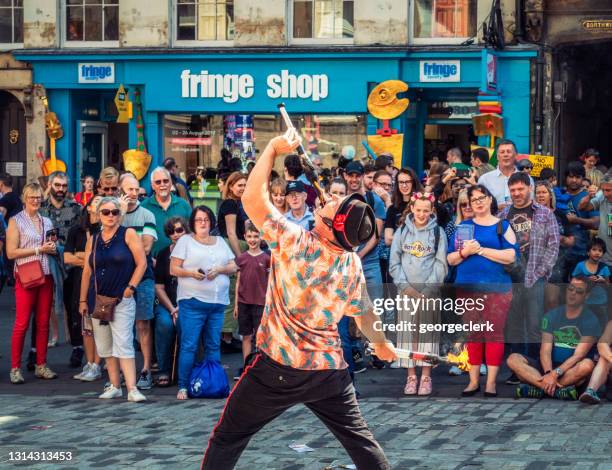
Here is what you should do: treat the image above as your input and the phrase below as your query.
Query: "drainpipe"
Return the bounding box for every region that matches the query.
[515,0,525,41]
[534,51,545,153]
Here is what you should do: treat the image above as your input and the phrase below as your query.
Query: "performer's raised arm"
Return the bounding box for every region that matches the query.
[242,129,301,229]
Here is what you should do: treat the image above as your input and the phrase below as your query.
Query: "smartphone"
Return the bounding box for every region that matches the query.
[455,169,471,178]
[82,314,93,334]
[45,229,58,241]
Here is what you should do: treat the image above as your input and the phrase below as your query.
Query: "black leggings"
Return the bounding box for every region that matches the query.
[202,353,390,470]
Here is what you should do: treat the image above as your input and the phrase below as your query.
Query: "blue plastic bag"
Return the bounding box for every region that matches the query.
[188,360,230,398]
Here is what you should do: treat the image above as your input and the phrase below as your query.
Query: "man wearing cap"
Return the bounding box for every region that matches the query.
[343,161,387,373]
[202,130,396,470]
[284,180,315,230]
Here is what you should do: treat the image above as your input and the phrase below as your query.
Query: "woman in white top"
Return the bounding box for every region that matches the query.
[170,205,237,400]
[7,183,58,383]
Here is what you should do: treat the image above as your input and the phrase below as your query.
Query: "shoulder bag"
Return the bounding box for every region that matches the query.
[17,215,45,289]
[91,233,118,322]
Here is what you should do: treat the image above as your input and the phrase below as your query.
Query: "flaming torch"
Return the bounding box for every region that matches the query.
[369,346,471,371]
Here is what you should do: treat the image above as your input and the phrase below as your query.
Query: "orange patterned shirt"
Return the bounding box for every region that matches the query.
[256,210,366,370]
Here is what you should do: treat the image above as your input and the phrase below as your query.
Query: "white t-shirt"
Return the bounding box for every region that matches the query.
[171,235,235,305]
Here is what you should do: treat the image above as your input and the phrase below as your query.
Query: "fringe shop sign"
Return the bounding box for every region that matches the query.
[180,69,329,103]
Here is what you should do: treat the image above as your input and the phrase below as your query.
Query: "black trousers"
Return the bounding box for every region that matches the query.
[202,353,390,470]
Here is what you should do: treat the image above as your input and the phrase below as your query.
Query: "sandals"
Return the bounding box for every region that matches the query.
[404,376,418,395]
[177,388,189,400]
[157,375,170,387]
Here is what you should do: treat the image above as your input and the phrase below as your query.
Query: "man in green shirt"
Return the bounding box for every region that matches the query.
[141,167,191,257]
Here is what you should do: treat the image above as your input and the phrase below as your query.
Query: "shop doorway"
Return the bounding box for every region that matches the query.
[423,123,476,163]
[554,40,612,170]
[0,91,27,193]
[77,120,108,181]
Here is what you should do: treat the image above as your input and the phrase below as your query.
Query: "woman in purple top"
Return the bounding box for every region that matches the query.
[447,185,517,397]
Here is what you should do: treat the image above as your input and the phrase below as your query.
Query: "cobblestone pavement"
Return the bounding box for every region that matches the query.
[0,293,610,469]
[0,393,610,470]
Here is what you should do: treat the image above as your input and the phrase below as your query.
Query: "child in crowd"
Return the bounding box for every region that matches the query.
[572,237,610,326]
[233,221,271,379]
[389,192,448,396]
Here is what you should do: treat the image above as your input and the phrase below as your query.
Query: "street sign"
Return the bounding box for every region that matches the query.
[114,84,132,123]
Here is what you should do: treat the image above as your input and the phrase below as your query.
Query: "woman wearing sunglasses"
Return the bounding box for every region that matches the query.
[79,197,147,402]
[153,216,189,387]
[7,183,58,384]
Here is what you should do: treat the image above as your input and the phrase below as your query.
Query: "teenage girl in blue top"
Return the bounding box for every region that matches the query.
[447,185,517,397]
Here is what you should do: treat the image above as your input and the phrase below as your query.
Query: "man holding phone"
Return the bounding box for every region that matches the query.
[120,174,158,390]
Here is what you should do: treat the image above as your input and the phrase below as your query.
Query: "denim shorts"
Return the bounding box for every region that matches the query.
[135,278,155,321]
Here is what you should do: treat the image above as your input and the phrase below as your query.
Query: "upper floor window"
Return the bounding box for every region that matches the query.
[176,0,234,42]
[412,0,477,43]
[65,0,118,43]
[0,0,23,44]
[292,0,354,42]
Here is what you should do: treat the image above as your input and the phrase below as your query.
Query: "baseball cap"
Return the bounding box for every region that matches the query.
[345,161,364,175]
[286,180,306,194]
[325,194,376,251]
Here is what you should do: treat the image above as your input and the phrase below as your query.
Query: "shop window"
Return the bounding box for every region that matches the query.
[175,0,234,42]
[163,114,365,180]
[412,0,477,43]
[0,0,23,45]
[65,0,118,43]
[292,0,354,43]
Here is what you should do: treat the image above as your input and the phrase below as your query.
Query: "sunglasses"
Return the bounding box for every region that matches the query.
[567,284,586,295]
[100,209,121,217]
[53,183,68,189]
[154,178,170,185]
[169,226,185,235]
[101,186,118,193]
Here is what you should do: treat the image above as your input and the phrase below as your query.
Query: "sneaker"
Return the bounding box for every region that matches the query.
[418,376,432,396]
[389,360,400,369]
[404,376,418,395]
[127,388,147,402]
[579,387,601,405]
[73,363,91,380]
[34,364,58,380]
[554,386,578,401]
[233,368,244,381]
[136,370,153,390]
[448,365,463,376]
[480,364,487,376]
[104,373,125,389]
[69,347,84,368]
[26,350,36,371]
[371,355,386,370]
[80,363,102,382]
[506,372,520,385]
[515,383,544,399]
[99,384,123,399]
[10,368,25,384]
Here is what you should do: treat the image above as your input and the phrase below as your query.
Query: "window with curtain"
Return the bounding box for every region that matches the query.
[0,0,23,44]
[65,0,118,42]
[413,0,476,39]
[293,0,354,39]
[176,0,234,41]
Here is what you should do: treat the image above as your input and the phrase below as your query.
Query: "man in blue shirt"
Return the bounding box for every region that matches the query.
[283,181,314,230]
[507,276,600,400]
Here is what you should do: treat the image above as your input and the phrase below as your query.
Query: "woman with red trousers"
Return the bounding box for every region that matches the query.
[447,185,517,397]
[7,183,58,384]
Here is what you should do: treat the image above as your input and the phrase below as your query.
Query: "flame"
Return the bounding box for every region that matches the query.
[446,347,471,372]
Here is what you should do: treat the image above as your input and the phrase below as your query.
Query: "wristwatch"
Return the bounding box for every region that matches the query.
[554,367,563,377]
[127,284,136,292]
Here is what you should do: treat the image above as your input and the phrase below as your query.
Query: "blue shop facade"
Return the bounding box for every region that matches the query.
[15,48,537,190]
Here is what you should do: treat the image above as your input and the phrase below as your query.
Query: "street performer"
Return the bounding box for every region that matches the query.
[202,129,397,470]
